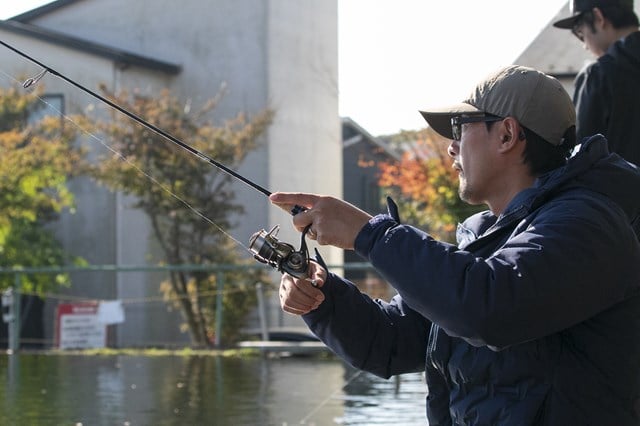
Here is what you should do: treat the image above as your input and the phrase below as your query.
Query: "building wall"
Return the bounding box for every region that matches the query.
[0,29,190,345]
[27,0,340,241]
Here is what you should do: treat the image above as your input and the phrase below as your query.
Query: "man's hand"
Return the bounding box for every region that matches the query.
[269,192,372,250]
[279,261,327,315]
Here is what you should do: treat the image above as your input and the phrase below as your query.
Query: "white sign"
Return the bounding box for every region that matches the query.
[56,303,106,350]
[97,300,125,325]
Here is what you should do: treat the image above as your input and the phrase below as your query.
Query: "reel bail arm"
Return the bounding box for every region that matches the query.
[248,224,312,280]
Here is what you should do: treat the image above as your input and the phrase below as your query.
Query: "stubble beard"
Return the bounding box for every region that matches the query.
[458,179,471,204]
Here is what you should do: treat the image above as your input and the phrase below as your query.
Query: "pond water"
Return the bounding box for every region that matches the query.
[0,353,427,425]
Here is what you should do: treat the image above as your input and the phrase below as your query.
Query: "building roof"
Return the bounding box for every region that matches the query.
[9,0,86,22]
[514,3,593,78]
[1,4,181,75]
[515,1,640,78]
[342,117,401,161]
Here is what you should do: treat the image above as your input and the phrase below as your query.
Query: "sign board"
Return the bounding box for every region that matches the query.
[2,289,14,323]
[55,302,106,350]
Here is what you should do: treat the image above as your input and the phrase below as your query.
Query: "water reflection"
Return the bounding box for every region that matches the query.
[338,364,426,425]
[0,353,426,425]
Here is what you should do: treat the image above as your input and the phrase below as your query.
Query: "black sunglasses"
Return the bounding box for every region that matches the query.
[451,115,503,141]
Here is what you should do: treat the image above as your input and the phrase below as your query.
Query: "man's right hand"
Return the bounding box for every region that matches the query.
[279,261,327,315]
[269,192,372,250]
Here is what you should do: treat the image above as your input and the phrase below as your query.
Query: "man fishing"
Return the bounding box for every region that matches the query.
[270,65,640,424]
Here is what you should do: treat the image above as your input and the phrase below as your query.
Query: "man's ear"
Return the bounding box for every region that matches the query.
[592,7,607,29]
[497,117,523,153]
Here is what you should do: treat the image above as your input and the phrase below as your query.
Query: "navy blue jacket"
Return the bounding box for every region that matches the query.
[574,31,640,165]
[303,136,640,425]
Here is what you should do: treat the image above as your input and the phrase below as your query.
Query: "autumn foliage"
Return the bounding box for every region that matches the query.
[90,87,274,346]
[0,85,86,291]
[378,127,482,242]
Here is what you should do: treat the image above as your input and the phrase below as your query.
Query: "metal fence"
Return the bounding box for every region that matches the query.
[0,263,389,352]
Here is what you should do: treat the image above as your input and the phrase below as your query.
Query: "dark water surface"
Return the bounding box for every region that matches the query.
[0,354,427,425]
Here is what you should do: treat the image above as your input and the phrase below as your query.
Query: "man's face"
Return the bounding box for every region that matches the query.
[572,10,610,57]
[448,118,500,206]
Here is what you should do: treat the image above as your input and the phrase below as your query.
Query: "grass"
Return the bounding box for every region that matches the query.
[12,347,263,357]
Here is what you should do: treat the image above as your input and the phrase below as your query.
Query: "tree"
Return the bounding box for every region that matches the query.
[0,85,86,292]
[378,127,483,242]
[90,87,274,347]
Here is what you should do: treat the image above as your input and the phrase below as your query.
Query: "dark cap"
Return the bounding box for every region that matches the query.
[419,65,575,146]
[553,0,634,29]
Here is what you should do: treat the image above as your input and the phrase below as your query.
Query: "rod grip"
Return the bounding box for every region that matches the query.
[290,204,307,215]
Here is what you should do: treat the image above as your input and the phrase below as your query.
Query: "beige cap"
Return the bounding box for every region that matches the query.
[420,65,576,146]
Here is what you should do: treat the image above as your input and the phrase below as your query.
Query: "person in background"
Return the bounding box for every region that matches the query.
[270,65,640,424]
[554,0,640,164]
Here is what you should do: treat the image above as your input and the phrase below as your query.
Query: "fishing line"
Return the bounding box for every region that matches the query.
[0,39,273,199]
[0,66,249,252]
[297,368,363,424]
[1,38,312,277]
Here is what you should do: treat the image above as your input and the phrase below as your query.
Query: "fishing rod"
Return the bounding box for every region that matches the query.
[0,38,273,198]
[0,39,312,279]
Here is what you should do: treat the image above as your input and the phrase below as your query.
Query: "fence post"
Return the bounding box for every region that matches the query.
[10,273,21,353]
[255,282,269,341]
[214,271,224,348]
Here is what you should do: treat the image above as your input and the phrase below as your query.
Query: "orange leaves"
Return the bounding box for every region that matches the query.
[0,85,84,222]
[379,127,453,205]
[377,127,480,242]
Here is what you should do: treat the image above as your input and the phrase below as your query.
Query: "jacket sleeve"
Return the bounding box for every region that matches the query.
[302,271,430,379]
[574,63,612,144]
[354,201,640,350]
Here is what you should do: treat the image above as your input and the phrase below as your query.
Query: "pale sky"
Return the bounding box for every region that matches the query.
[1,0,569,136]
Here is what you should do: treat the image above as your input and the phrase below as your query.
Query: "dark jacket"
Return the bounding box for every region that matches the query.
[303,136,640,425]
[574,31,640,165]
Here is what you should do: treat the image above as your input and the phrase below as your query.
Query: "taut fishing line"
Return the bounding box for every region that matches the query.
[0,39,272,198]
[0,39,312,273]
[0,67,248,252]
[297,369,364,424]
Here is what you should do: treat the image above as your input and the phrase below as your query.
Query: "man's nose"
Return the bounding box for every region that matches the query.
[448,140,459,158]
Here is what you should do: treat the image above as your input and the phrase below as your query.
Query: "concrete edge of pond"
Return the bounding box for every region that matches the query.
[236,340,329,355]
[3,344,332,357]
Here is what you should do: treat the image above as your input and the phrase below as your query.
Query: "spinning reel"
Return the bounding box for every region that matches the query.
[249,225,312,279]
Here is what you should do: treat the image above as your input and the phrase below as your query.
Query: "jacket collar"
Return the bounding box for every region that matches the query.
[457,135,615,247]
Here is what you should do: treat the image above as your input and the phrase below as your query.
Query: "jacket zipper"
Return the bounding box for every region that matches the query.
[427,322,441,373]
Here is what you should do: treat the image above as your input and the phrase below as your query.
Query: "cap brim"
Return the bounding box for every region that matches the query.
[553,15,580,29]
[419,103,481,140]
